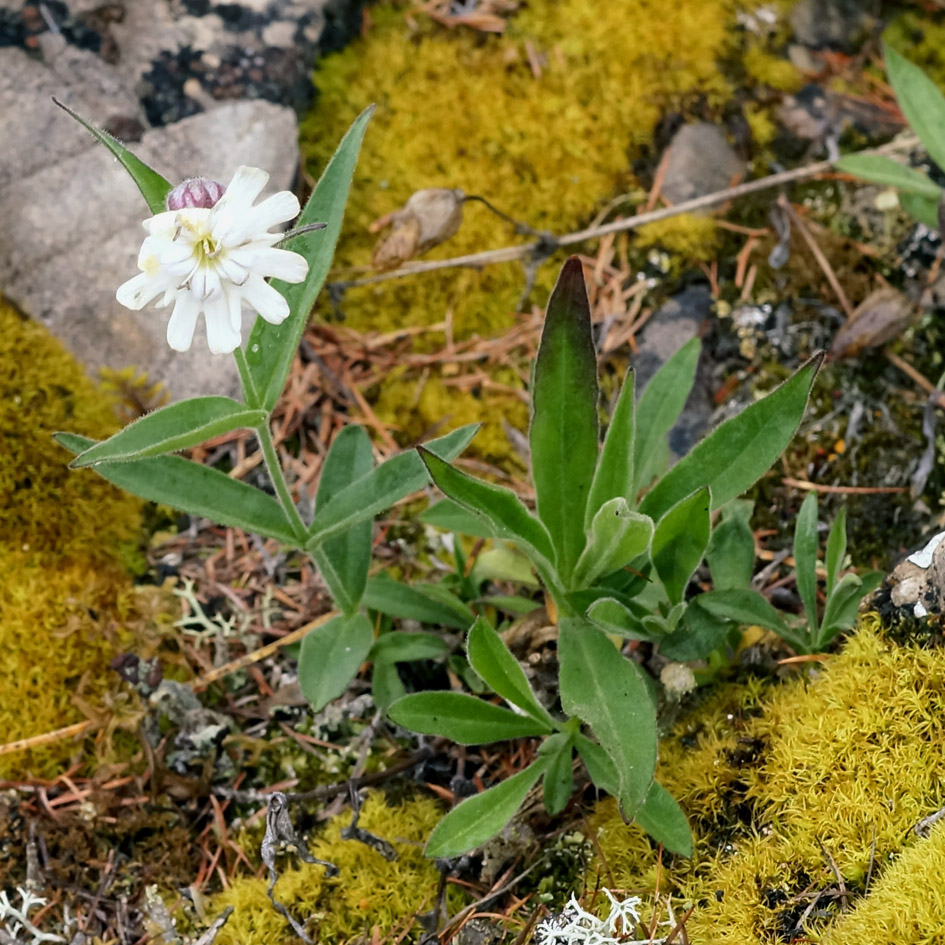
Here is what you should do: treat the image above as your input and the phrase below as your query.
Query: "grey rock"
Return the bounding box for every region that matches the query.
[631,286,714,461]
[0,72,299,400]
[660,122,744,206]
[789,0,873,50]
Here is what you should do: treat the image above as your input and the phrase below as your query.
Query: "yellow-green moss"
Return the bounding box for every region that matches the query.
[0,299,141,560]
[302,0,795,342]
[635,215,720,264]
[585,617,945,942]
[373,367,529,462]
[884,13,945,90]
[212,792,464,944]
[0,299,156,776]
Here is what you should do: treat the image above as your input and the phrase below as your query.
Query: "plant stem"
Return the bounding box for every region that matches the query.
[234,346,261,408]
[256,420,307,542]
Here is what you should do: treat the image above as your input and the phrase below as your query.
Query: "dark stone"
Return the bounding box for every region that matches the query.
[789,0,873,50]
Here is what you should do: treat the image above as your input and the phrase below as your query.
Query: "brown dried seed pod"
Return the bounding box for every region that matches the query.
[370,188,465,270]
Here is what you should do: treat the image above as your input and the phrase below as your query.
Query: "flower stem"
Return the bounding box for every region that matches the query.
[234,347,261,408]
[256,421,307,543]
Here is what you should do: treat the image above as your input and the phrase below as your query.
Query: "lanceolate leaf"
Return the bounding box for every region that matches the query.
[697,588,791,637]
[884,45,945,174]
[368,631,450,664]
[54,97,171,214]
[306,424,478,550]
[634,781,692,857]
[540,733,575,817]
[419,448,556,566]
[298,613,374,712]
[55,433,297,543]
[793,491,820,635]
[825,507,848,592]
[364,574,475,631]
[420,499,496,539]
[69,397,265,467]
[575,734,619,795]
[466,618,554,726]
[634,337,700,497]
[572,499,653,588]
[312,425,375,614]
[587,368,636,525]
[530,257,599,580]
[388,692,553,744]
[425,757,549,857]
[651,486,711,605]
[834,153,941,199]
[898,191,940,228]
[640,353,823,522]
[246,107,374,410]
[558,618,657,819]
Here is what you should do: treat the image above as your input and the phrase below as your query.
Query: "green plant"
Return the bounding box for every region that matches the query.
[834,44,945,228]
[387,258,823,858]
[789,492,884,653]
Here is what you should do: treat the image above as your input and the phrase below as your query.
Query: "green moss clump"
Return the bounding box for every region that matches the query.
[0,298,159,777]
[584,617,945,941]
[0,299,141,560]
[635,215,721,264]
[211,792,464,944]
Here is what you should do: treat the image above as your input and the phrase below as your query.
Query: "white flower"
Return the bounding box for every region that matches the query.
[116,166,309,354]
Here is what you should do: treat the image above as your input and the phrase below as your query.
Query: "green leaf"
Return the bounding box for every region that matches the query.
[372,660,406,714]
[364,575,474,631]
[820,571,884,645]
[634,781,692,857]
[634,337,700,496]
[466,618,554,726]
[54,97,171,214]
[420,499,496,539]
[572,499,654,588]
[659,599,732,661]
[834,153,942,198]
[486,595,542,616]
[246,106,373,410]
[311,425,374,614]
[388,692,552,744]
[697,588,791,637]
[884,44,945,174]
[651,486,711,605]
[306,424,478,550]
[425,757,549,857]
[558,618,657,819]
[793,491,820,635]
[575,734,619,795]
[530,257,599,580]
[540,733,575,817]
[825,507,847,592]
[640,353,823,522]
[419,449,556,565]
[298,613,374,712]
[69,397,265,467]
[587,368,635,527]
[898,191,941,228]
[472,545,540,588]
[586,597,651,640]
[369,631,451,663]
[55,433,297,543]
[706,511,756,591]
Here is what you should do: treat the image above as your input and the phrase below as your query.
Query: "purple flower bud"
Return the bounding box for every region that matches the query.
[166,177,226,211]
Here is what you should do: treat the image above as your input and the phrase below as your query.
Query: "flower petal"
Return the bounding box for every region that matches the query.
[240,274,290,325]
[217,191,300,247]
[229,245,308,283]
[222,282,244,332]
[203,293,242,354]
[165,293,201,351]
[117,271,174,310]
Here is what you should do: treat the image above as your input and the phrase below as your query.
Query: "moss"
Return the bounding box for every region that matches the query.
[635,215,720,264]
[0,298,141,560]
[884,12,945,90]
[584,617,945,942]
[372,367,529,464]
[211,792,464,944]
[301,0,794,342]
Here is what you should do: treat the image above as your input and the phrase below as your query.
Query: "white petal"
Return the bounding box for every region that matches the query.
[203,294,241,354]
[240,274,290,325]
[117,271,174,310]
[217,255,249,286]
[165,294,201,351]
[218,191,300,246]
[230,245,308,283]
[222,282,244,332]
[142,210,180,237]
[226,166,270,205]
